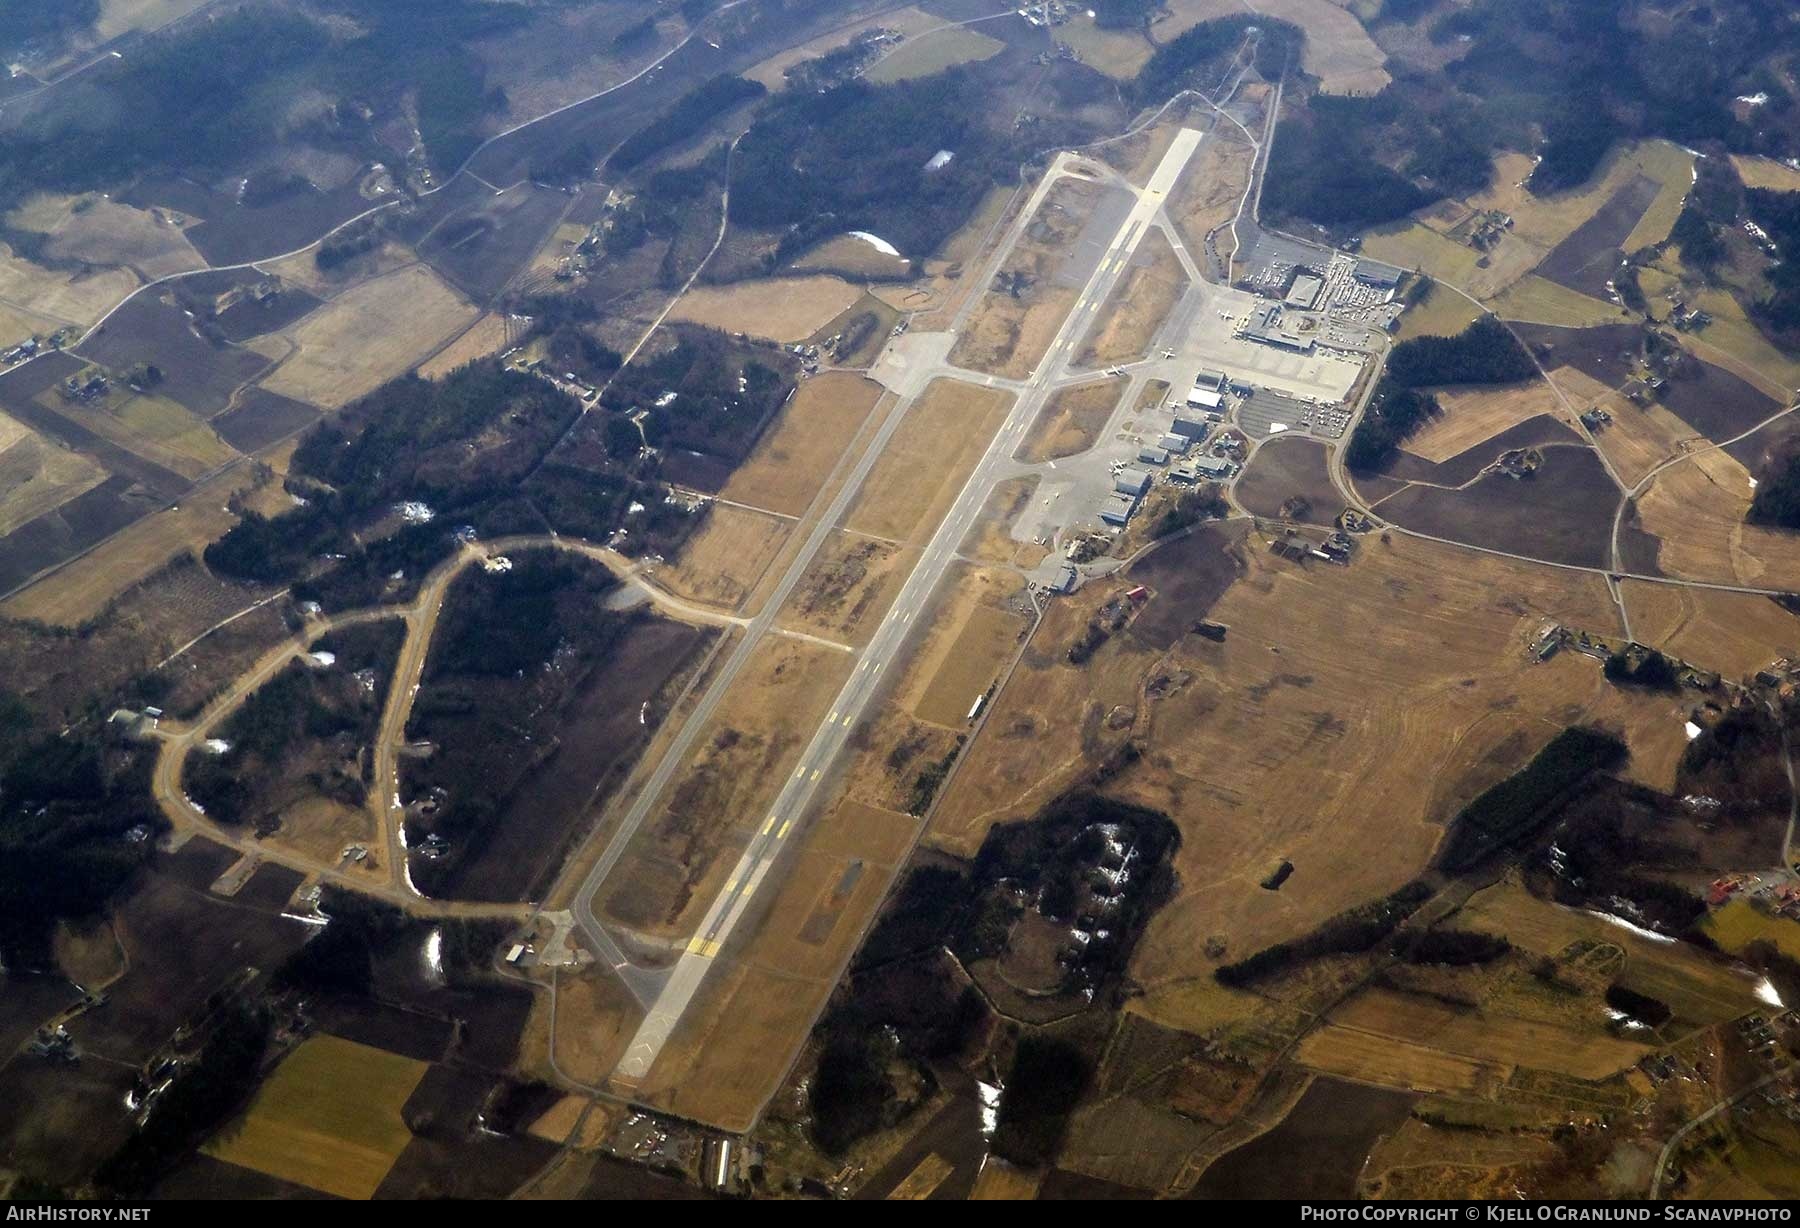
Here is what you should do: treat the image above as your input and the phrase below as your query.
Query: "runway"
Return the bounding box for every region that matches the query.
[605,129,1208,1086]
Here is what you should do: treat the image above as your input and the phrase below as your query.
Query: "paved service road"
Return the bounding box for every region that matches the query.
[608,129,1207,1085]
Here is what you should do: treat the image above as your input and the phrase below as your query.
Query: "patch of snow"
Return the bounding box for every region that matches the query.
[396,500,435,524]
[848,230,900,257]
[1685,720,1703,741]
[201,738,231,755]
[422,928,445,986]
[1586,909,1675,944]
[304,651,336,668]
[1756,977,1785,1009]
[977,1080,1001,1138]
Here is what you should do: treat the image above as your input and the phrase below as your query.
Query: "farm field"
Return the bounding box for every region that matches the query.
[1585,396,1699,491]
[865,25,1005,84]
[1634,448,1800,587]
[1055,13,1154,79]
[1155,0,1387,95]
[1452,878,1763,1027]
[1377,445,1620,570]
[1732,155,1800,193]
[790,233,913,281]
[1393,288,1482,342]
[1488,276,1629,328]
[1234,435,1340,525]
[1703,899,1800,963]
[1327,988,1651,1081]
[0,416,107,537]
[843,378,1013,544]
[1459,143,1694,255]
[205,1035,427,1200]
[39,388,236,481]
[669,275,862,343]
[1399,381,1567,465]
[0,460,280,625]
[0,242,139,327]
[1360,222,1543,302]
[1296,1026,1500,1095]
[934,525,1698,992]
[260,264,478,409]
[417,312,512,380]
[8,193,205,281]
[741,5,948,91]
[1621,581,1800,678]
[93,0,213,41]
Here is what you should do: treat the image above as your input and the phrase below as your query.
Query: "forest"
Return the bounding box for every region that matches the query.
[206,363,584,588]
[0,0,524,203]
[1436,725,1628,871]
[608,75,765,172]
[1385,317,1536,388]
[728,68,1015,261]
[0,714,162,967]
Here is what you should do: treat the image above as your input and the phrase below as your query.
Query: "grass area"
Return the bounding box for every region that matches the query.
[866,26,1005,84]
[1488,276,1630,328]
[35,386,236,480]
[1732,155,1800,194]
[1393,288,1483,341]
[1056,14,1153,79]
[205,1034,426,1200]
[1703,898,1800,963]
[1621,140,1697,251]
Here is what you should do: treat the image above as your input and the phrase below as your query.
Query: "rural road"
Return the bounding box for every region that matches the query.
[604,130,1209,1085]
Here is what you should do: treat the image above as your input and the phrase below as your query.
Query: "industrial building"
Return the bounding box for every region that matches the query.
[1138,445,1169,466]
[1239,302,1316,353]
[1100,492,1138,525]
[1284,272,1324,310]
[1187,385,1224,410]
[1192,454,1234,479]
[1115,467,1152,496]
[1170,415,1209,441]
[1158,432,1189,455]
[1353,258,1404,289]
[1194,368,1227,392]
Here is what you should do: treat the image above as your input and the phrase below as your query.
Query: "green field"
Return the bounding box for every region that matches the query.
[205,1034,427,1199]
